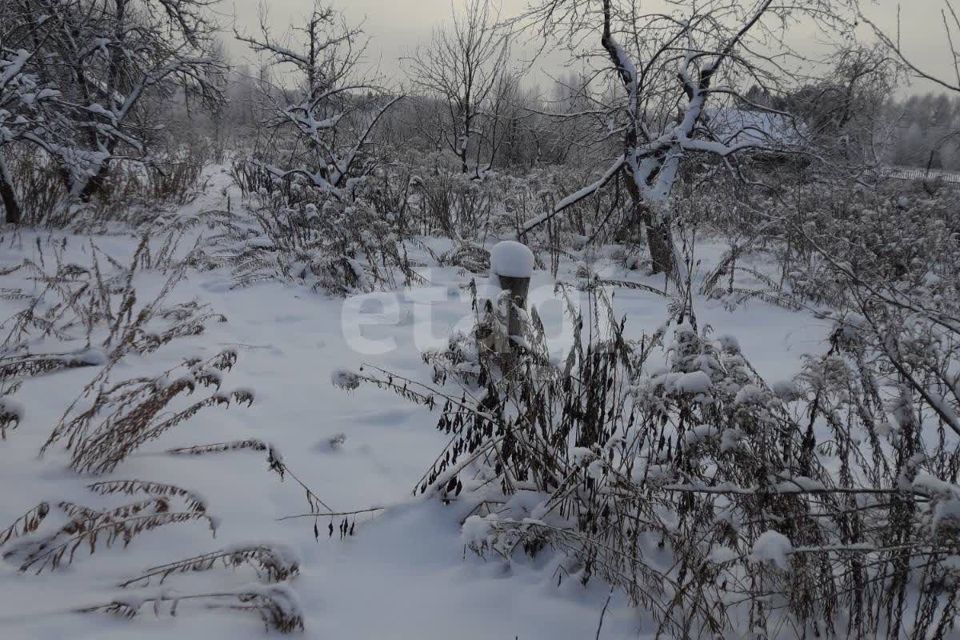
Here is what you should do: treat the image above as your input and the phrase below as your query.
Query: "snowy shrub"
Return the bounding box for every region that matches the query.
[780,185,960,307]
[408,163,624,250]
[0,146,68,225]
[0,0,225,212]
[209,195,420,296]
[356,287,960,638]
[230,157,301,203]
[424,241,492,275]
[99,143,211,209]
[696,175,960,632]
[411,170,496,238]
[354,162,419,235]
[696,179,960,314]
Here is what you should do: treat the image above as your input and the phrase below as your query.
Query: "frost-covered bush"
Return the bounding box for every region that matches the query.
[357,286,960,638]
[781,185,960,304]
[0,145,68,225]
[694,178,960,311]
[222,144,621,293]
[208,192,419,296]
[92,143,212,216]
[355,150,634,251]
[227,141,643,287]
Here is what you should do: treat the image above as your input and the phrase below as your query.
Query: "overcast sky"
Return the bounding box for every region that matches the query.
[221,1,957,96]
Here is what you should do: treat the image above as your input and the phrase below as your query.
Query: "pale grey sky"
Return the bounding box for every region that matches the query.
[221,1,958,96]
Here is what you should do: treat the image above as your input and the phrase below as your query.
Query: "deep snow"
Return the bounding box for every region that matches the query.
[0,166,830,639]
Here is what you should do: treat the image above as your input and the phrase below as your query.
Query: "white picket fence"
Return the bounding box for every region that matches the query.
[883,165,960,184]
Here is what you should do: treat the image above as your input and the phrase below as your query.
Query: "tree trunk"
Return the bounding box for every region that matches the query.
[623,169,674,276]
[0,154,22,225]
[495,273,530,349]
[642,207,675,276]
[77,166,109,202]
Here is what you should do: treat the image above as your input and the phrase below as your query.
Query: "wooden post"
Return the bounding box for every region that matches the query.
[490,240,534,354]
[496,273,530,349]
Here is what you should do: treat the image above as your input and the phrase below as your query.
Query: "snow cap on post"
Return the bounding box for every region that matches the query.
[490,240,534,279]
[490,241,534,349]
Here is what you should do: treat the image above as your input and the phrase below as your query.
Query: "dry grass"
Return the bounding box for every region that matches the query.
[41,350,251,474]
[0,148,338,634]
[0,502,50,547]
[80,584,305,633]
[0,231,223,355]
[118,544,300,588]
[0,229,228,451]
[0,481,213,574]
[164,437,388,541]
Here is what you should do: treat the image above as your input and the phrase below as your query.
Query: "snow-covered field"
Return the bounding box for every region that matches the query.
[0,167,829,639]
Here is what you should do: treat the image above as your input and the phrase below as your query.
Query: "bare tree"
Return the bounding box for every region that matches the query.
[236,2,401,195]
[1,0,225,206]
[409,0,514,177]
[0,11,59,223]
[857,1,960,172]
[778,44,894,170]
[522,0,840,277]
[857,1,960,94]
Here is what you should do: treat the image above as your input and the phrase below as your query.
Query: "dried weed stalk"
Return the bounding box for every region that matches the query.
[118,544,300,587]
[1,481,213,574]
[81,584,304,633]
[42,350,252,474]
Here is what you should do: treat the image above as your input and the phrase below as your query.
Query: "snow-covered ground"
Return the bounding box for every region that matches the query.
[0,167,829,639]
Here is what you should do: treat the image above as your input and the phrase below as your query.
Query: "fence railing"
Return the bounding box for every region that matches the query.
[882,165,960,184]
